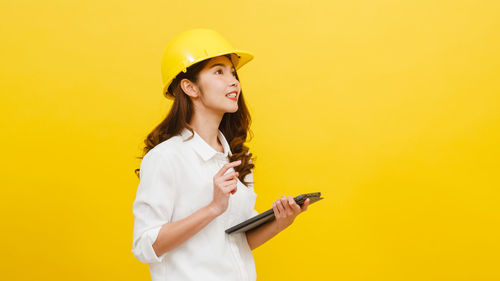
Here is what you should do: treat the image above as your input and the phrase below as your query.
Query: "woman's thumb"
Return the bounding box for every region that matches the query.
[301,198,310,212]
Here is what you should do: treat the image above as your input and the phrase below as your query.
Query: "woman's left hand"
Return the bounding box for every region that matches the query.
[272,195,310,232]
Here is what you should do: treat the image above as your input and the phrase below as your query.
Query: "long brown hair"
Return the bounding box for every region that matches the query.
[134,54,255,187]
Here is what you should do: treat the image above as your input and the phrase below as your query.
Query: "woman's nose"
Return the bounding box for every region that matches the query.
[229,76,239,87]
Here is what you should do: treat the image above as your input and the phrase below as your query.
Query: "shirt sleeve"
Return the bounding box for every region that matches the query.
[131,150,176,264]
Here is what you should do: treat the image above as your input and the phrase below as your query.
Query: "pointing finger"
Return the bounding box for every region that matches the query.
[215,160,241,177]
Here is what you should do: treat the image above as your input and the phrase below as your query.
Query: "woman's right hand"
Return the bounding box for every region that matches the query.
[209,160,241,216]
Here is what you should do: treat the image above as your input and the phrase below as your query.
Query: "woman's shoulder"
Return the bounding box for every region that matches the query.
[143,135,186,162]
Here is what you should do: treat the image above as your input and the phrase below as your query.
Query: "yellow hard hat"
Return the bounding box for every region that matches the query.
[161,28,254,99]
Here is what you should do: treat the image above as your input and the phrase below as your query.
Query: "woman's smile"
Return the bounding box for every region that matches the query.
[226,91,238,101]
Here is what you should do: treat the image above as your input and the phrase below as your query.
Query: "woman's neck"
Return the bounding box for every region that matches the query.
[189,111,224,152]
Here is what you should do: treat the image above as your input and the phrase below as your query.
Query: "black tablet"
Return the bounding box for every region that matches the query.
[225,192,324,234]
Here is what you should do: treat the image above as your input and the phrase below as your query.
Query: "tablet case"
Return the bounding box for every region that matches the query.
[225,192,324,234]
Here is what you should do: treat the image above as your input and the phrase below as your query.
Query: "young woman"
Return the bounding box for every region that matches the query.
[131,28,310,281]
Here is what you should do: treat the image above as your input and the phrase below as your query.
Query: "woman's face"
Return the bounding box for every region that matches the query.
[195,55,241,114]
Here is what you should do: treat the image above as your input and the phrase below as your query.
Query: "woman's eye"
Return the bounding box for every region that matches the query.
[215,69,236,76]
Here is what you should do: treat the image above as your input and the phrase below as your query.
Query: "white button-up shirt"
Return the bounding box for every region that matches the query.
[132,127,258,281]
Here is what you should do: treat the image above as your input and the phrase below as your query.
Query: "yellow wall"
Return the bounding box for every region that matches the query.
[1,0,499,280]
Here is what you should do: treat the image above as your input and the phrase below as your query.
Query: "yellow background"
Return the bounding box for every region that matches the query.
[1,0,499,280]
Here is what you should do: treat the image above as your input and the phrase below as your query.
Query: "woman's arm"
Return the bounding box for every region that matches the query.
[152,161,242,258]
[245,218,281,250]
[246,196,310,250]
[152,204,219,257]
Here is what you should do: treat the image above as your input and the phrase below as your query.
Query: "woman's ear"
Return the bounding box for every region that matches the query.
[180,78,200,98]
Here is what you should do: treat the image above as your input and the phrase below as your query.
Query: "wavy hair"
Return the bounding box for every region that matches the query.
[134,54,255,187]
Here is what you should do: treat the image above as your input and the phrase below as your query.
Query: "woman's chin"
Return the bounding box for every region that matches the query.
[225,105,239,113]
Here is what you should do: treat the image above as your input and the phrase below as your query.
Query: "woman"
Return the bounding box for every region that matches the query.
[131,28,310,281]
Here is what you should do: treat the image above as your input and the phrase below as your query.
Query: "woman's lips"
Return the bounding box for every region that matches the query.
[226,91,238,101]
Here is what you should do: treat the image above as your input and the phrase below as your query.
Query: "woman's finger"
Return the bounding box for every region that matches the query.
[223,179,237,186]
[220,171,239,181]
[215,160,241,178]
[281,195,293,216]
[275,199,285,216]
[272,201,280,216]
[230,185,237,194]
[224,184,237,194]
[301,198,310,212]
[288,195,301,213]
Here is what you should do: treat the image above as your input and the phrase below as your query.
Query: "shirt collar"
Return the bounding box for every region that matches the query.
[179,127,233,161]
